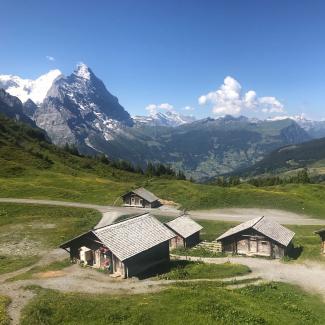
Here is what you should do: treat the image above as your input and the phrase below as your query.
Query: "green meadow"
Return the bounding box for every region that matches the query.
[21,282,325,325]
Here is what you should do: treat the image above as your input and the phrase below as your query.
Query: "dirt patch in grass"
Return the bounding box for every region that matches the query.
[36,270,66,279]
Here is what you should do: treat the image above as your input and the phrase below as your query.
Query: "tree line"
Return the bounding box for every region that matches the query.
[63,143,186,180]
[213,168,311,187]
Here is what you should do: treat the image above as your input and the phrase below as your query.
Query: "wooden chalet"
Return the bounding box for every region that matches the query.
[122,187,160,208]
[217,216,295,259]
[165,216,203,249]
[60,214,175,278]
[315,229,325,254]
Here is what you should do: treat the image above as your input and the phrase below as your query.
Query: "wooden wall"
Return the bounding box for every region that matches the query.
[124,241,170,277]
[220,229,286,259]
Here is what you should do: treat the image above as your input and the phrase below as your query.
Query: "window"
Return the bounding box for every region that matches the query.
[261,241,268,245]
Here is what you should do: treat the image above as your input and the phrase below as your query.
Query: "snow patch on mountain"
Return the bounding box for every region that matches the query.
[0,69,62,104]
[133,110,196,127]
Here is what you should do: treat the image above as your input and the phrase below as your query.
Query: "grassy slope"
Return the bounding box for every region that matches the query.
[0,295,10,325]
[0,203,101,274]
[21,282,325,325]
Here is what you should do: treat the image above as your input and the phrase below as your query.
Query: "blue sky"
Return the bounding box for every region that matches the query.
[1,0,325,119]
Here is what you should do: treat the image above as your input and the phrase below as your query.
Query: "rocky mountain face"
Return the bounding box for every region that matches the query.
[0,89,36,126]
[33,64,133,149]
[133,110,195,127]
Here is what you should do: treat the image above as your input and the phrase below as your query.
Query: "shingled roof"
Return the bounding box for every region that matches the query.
[93,214,175,261]
[217,216,295,247]
[123,187,159,203]
[166,216,203,238]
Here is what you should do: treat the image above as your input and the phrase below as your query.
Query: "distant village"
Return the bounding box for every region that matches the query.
[60,187,325,279]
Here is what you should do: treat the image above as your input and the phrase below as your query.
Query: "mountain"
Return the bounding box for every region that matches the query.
[237,136,325,177]
[269,115,325,139]
[0,69,62,104]
[0,89,36,126]
[133,111,195,127]
[34,63,133,148]
[293,116,325,139]
[88,115,310,180]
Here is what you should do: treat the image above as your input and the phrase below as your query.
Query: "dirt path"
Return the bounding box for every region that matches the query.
[2,251,325,323]
[189,208,325,225]
[1,198,325,226]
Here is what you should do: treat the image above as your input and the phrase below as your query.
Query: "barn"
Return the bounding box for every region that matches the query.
[60,214,175,278]
[122,187,160,208]
[165,216,203,249]
[315,229,325,254]
[217,216,295,259]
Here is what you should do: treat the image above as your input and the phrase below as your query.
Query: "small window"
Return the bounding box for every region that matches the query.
[261,241,268,245]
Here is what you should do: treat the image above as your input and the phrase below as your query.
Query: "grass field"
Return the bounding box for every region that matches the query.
[21,282,325,325]
[159,260,250,280]
[0,203,101,274]
[0,295,10,325]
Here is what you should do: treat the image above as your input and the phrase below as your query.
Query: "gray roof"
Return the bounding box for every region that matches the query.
[93,214,175,261]
[166,216,203,238]
[217,216,295,247]
[124,187,159,203]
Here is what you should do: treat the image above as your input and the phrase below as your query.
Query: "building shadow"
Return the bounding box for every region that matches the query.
[287,244,303,260]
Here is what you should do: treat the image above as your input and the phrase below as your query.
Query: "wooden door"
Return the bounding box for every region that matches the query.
[249,239,257,253]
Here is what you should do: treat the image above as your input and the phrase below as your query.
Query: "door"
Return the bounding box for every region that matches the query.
[249,239,257,253]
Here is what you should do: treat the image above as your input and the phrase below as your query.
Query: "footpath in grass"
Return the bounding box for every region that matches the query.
[7,259,71,282]
[0,295,10,325]
[0,203,101,274]
[158,260,250,280]
[21,282,325,325]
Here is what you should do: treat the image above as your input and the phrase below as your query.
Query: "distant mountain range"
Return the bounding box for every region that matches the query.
[1,64,323,180]
[133,110,195,127]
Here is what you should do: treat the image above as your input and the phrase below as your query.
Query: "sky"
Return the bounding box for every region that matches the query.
[1,0,325,119]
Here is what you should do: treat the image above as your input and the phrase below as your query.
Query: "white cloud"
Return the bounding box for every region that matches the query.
[183,106,195,111]
[145,103,174,115]
[46,55,55,61]
[199,76,284,116]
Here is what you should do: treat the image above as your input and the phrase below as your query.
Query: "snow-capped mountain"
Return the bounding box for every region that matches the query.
[268,114,325,139]
[34,63,133,148]
[0,69,62,104]
[133,110,196,127]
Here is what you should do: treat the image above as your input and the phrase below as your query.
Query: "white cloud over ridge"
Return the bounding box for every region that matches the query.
[199,76,284,116]
[145,103,174,115]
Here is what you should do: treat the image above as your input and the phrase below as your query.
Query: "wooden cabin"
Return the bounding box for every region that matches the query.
[60,214,175,278]
[217,216,295,259]
[315,229,325,254]
[122,188,160,208]
[165,216,203,249]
